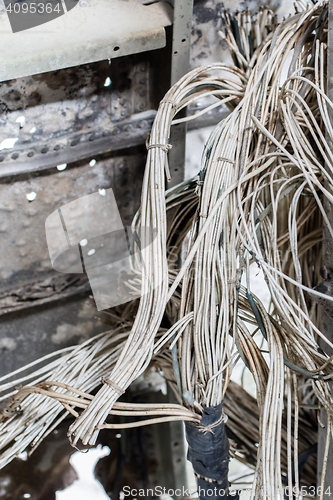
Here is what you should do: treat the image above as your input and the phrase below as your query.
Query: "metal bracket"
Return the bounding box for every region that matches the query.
[0,113,155,178]
[168,0,194,187]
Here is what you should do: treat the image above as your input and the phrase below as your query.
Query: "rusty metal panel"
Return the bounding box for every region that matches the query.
[191,0,225,69]
[0,55,164,177]
[0,152,145,374]
[0,0,172,81]
[0,153,144,288]
[0,295,108,376]
[0,32,172,375]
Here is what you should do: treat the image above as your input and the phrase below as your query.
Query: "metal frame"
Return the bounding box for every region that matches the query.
[0,0,172,81]
[168,0,194,187]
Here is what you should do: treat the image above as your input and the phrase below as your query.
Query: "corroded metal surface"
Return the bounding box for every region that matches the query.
[0,0,172,81]
[168,0,193,187]
[0,152,145,374]
[0,294,107,376]
[0,153,145,287]
[0,56,161,177]
[0,274,89,315]
[0,41,168,376]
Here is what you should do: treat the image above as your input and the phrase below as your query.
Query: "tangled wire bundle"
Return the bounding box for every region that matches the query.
[1,2,333,499]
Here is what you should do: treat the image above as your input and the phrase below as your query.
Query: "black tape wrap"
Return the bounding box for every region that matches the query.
[185,402,238,500]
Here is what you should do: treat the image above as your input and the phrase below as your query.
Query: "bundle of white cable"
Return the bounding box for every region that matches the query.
[66,62,248,446]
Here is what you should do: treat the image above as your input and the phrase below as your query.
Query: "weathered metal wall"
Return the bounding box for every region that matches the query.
[0,151,147,372]
[0,44,171,374]
[0,48,171,177]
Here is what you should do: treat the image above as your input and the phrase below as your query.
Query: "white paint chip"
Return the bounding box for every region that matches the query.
[89,159,96,167]
[98,189,106,196]
[26,192,37,202]
[18,452,28,461]
[80,239,88,247]
[0,138,18,150]
[87,249,95,256]
[57,164,67,171]
[0,338,17,350]
[104,77,111,87]
[30,127,37,134]
[16,116,26,127]
[56,445,110,500]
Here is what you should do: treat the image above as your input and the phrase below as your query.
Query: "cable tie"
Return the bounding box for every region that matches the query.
[195,177,205,196]
[147,143,173,153]
[217,157,235,164]
[198,412,227,434]
[101,377,124,395]
[160,99,177,108]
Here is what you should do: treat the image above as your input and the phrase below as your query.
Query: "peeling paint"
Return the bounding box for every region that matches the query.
[51,321,93,345]
[0,338,17,351]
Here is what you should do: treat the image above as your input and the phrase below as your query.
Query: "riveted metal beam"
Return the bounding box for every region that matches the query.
[168,0,194,187]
